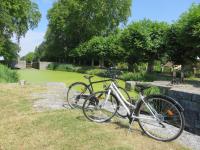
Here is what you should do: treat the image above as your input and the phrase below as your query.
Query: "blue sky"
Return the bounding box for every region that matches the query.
[17,0,200,56]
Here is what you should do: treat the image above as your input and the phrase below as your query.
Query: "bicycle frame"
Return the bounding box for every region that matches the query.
[106,82,160,121]
[86,78,114,92]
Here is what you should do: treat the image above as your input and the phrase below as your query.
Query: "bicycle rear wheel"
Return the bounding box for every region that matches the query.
[83,91,119,123]
[67,82,91,108]
[136,95,185,141]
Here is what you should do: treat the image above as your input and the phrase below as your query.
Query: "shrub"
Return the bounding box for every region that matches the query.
[144,86,161,95]
[120,72,145,81]
[47,63,56,70]
[117,63,128,70]
[47,63,77,72]
[120,72,156,82]
[0,64,19,83]
[86,69,107,76]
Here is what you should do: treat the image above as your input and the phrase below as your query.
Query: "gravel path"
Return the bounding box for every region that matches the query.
[31,82,200,150]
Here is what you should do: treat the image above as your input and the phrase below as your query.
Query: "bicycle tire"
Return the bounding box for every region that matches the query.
[82,91,119,123]
[67,82,92,109]
[136,95,185,142]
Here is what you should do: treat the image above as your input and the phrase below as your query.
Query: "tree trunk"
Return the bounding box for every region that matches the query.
[78,60,81,65]
[73,58,75,64]
[99,57,104,67]
[147,61,154,73]
[91,58,94,67]
[101,57,104,67]
[83,60,86,65]
[128,63,133,71]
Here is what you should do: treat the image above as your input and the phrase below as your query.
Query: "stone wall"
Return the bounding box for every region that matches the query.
[39,62,52,70]
[125,81,200,135]
[14,60,26,69]
[167,90,200,135]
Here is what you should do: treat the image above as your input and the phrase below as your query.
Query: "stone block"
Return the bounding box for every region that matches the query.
[125,81,136,91]
[195,120,200,129]
[192,94,200,104]
[168,90,192,102]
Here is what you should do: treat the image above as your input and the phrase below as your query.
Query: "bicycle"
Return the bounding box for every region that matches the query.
[82,81,185,141]
[66,68,132,117]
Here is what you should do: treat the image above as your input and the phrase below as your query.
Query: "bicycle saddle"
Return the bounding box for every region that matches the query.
[135,83,152,92]
[83,75,94,80]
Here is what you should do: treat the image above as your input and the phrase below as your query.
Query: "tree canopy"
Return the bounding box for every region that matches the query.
[36,2,200,73]
[70,33,125,66]
[43,0,132,60]
[121,19,169,71]
[167,3,200,66]
[0,0,41,64]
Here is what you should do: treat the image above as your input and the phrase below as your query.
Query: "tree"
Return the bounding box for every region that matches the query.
[0,0,41,64]
[70,34,125,67]
[23,52,35,62]
[0,0,41,39]
[0,38,20,64]
[166,3,200,67]
[44,0,132,61]
[121,19,169,72]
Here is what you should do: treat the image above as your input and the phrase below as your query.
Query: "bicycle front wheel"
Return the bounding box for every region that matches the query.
[136,95,185,142]
[67,82,91,108]
[83,91,119,123]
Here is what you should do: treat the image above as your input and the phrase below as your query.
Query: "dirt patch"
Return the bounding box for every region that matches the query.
[32,82,70,111]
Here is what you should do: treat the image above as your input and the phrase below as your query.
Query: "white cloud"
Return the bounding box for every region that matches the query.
[12,31,45,57]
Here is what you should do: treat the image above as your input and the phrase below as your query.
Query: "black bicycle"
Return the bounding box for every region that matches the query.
[66,68,132,117]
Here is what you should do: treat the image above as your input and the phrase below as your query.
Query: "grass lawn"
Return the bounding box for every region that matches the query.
[18,69,137,98]
[0,84,187,150]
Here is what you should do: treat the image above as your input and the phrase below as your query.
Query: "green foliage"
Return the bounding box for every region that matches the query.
[41,0,131,60]
[0,64,19,83]
[120,19,169,72]
[144,86,161,95]
[0,38,20,63]
[71,34,125,65]
[86,69,107,77]
[23,52,35,62]
[166,3,200,66]
[0,0,41,39]
[120,72,156,81]
[47,63,76,72]
[0,0,41,64]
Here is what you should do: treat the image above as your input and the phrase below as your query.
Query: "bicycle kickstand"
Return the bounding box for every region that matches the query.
[127,117,135,135]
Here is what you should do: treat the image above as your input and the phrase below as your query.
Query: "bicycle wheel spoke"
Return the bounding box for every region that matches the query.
[138,96,184,141]
[83,91,118,123]
[67,83,91,108]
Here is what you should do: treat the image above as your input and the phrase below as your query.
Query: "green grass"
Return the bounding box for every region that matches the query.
[0,84,187,150]
[18,69,137,98]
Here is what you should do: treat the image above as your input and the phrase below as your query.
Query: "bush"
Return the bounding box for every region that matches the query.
[120,72,156,82]
[86,69,107,76]
[144,86,161,95]
[120,72,145,81]
[47,63,78,72]
[47,63,58,70]
[0,64,19,83]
